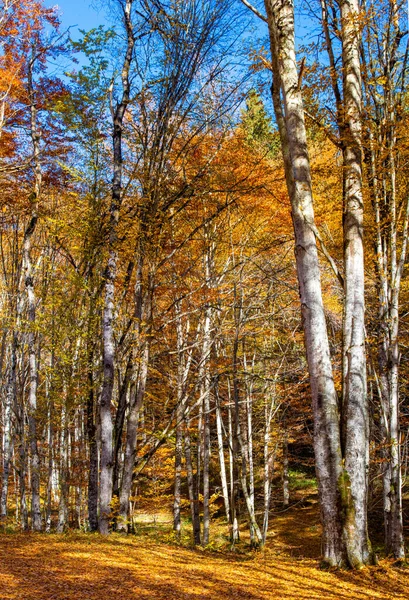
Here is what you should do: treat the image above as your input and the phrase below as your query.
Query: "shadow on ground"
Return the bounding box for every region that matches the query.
[0,530,408,600]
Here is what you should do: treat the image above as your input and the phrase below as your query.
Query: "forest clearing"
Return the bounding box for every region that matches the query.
[2,0,409,594]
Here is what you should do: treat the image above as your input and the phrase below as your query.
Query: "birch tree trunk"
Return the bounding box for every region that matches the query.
[215,379,230,524]
[16,393,28,531]
[1,334,17,519]
[264,0,344,566]
[57,404,68,533]
[45,357,54,532]
[173,298,193,539]
[337,0,371,567]
[86,340,99,532]
[99,0,134,535]
[282,429,289,508]
[243,353,256,542]
[184,414,201,545]
[25,51,42,533]
[201,295,212,546]
[227,381,239,543]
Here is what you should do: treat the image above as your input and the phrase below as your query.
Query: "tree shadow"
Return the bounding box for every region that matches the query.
[0,533,408,599]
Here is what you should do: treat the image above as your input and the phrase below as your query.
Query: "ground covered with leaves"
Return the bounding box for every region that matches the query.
[0,502,408,600]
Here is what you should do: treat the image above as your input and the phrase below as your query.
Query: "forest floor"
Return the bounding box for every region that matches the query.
[0,493,408,599]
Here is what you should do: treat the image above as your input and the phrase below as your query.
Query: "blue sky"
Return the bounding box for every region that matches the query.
[46,0,108,39]
[46,0,312,45]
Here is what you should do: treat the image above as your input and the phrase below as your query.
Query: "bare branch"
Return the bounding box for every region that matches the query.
[239,0,267,23]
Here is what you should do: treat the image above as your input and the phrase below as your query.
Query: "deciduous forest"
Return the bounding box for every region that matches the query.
[1,0,409,597]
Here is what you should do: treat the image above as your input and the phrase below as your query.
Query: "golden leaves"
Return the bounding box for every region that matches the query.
[0,531,408,599]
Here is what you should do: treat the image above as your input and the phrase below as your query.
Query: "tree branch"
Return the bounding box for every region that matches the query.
[239,0,267,23]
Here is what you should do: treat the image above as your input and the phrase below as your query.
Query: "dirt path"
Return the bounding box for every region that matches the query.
[0,533,408,599]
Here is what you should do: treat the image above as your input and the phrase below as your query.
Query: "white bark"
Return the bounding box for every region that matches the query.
[25,50,42,533]
[215,384,230,524]
[264,0,344,565]
[99,0,135,535]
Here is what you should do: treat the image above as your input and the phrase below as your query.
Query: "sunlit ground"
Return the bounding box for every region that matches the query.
[0,500,408,600]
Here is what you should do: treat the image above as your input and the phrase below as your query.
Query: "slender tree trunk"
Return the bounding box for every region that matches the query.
[244,354,256,542]
[262,398,276,544]
[387,289,405,558]
[1,334,17,520]
[201,308,212,546]
[118,266,151,531]
[113,357,132,499]
[57,405,68,533]
[184,416,201,545]
[99,0,135,535]
[118,343,150,530]
[362,26,408,557]
[227,382,239,543]
[382,43,408,556]
[86,343,99,532]
[16,395,28,531]
[173,402,184,538]
[172,301,195,538]
[283,429,289,508]
[45,389,54,532]
[215,380,230,523]
[25,52,42,533]
[231,301,262,546]
[384,190,409,559]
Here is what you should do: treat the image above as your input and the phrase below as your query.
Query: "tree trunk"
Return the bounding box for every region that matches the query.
[118,265,151,532]
[338,0,371,567]
[227,383,239,544]
[25,52,42,533]
[172,297,193,539]
[1,334,17,520]
[201,305,212,546]
[215,380,230,524]
[264,0,344,566]
[113,356,132,499]
[45,388,54,533]
[283,429,289,508]
[57,405,68,533]
[86,341,99,532]
[184,416,201,545]
[262,397,276,544]
[99,0,135,535]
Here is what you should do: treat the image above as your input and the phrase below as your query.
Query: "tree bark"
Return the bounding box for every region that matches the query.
[25,50,42,533]
[118,263,151,532]
[57,405,68,533]
[283,429,289,508]
[338,0,371,567]
[184,416,201,545]
[215,379,230,524]
[1,334,17,520]
[264,0,344,566]
[99,0,135,535]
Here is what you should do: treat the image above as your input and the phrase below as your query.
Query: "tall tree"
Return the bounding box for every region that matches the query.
[241,0,373,566]
[360,0,409,559]
[99,0,135,535]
